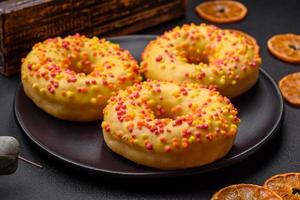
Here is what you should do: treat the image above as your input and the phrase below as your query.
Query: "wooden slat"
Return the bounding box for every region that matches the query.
[4,0,173,41]
[91,0,174,25]
[0,14,4,73]
[4,1,71,29]
[93,0,185,36]
[0,14,3,50]
[105,1,185,36]
[4,0,102,31]
[0,52,5,75]
[0,0,185,76]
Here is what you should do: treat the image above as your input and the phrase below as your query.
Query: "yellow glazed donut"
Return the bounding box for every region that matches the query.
[21,34,141,121]
[141,23,261,98]
[102,80,240,170]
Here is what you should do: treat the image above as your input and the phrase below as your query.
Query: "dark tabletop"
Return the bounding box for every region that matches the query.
[1,0,300,199]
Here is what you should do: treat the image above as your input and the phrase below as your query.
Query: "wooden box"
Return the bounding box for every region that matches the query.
[0,0,186,76]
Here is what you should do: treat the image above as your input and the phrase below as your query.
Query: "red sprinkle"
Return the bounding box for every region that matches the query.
[146,143,153,150]
[164,146,171,152]
[156,55,163,62]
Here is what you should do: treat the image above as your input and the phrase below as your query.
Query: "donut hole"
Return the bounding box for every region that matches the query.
[185,53,209,65]
[177,45,209,65]
[71,64,94,75]
[147,101,186,120]
[152,107,177,120]
[68,53,95,75]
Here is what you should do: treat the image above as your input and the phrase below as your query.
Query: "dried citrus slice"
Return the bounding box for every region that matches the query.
[268,34,300,64]
[279,72,300,106]
[211,184,282,200]
[227,29,260,53]
[195,1,247,23]
[264,173,300,199]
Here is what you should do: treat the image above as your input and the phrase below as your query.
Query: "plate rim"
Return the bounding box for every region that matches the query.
[14,35,284,178]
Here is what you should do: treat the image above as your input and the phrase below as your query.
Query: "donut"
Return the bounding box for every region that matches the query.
[141,23,261,98]
[102,80,240,169]
[21,34,141,121]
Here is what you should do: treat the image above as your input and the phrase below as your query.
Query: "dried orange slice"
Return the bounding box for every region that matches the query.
[211,184,282,200]
[264,173,300,199]
[195,1,247,24]
[279,72,300,107]
[227,29,260,54]
[268,34,300,64]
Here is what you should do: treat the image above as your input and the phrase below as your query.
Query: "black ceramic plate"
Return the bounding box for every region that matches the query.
[14,35,283,178]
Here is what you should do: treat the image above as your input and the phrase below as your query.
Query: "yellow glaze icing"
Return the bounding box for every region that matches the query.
[141,23,261,98]
[22,34,141,121]
[102,80,240,169]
